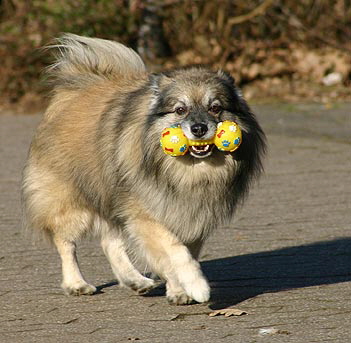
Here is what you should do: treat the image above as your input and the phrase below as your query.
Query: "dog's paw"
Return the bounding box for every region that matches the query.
[123,276,156,295]
[166,289,193,305]
[176,267,210,303]
[171,252,210,303]
[182,277,210,303]
[62,282,97,296]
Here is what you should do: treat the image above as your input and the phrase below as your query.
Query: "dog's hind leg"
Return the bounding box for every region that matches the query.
[101,229,155,294]
[49,206,97,296]
[126,215,210,305]
[54,236,97,296]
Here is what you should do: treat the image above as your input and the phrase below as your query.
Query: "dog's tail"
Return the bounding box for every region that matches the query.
[47,33,146,87]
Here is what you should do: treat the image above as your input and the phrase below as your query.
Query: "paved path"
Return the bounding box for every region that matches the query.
[0,103,350,342]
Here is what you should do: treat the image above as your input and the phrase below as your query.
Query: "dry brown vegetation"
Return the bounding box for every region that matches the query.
[0,0,350,113]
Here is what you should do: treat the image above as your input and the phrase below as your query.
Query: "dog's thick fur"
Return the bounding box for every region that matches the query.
[22,34,266,305]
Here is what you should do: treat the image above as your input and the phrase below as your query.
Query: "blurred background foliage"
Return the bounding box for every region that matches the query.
[0,0,350,112]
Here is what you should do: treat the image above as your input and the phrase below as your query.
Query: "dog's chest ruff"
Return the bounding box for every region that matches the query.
[138,173,234,243]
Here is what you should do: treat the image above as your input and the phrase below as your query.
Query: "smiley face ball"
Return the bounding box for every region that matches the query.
[160,126,189,156]
[213,121,242,152]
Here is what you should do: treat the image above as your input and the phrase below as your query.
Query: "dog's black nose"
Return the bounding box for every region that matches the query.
[191,123,208,137]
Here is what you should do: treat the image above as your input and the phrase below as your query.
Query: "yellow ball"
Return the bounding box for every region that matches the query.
[160,126,189,156]
[213,121,242,152]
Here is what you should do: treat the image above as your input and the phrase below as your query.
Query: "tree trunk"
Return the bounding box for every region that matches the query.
[136,0,171,62]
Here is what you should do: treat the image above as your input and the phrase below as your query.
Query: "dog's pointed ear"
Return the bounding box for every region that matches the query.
[149,73,173,94]
[149,74,161,98]
[217,69,244,101]
[217,70,236,86]
[148,73,173,113]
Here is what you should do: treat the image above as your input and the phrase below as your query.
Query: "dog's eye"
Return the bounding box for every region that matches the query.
[175,106,187,115]
[209,104,222,114]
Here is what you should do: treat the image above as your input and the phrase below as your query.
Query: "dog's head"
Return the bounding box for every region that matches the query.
[148,67,253,158]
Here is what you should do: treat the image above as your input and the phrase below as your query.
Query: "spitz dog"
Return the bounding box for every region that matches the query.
[22,34,266,305]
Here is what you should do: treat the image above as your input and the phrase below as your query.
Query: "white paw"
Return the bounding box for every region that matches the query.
[62,281,97,296]
[173,259,210,303]
[176,265,210,303]
[123,276,156,295]
[181,277,210,303]
[166,289,193,305]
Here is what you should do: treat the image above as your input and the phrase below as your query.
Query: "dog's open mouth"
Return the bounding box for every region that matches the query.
[189,144,214,158]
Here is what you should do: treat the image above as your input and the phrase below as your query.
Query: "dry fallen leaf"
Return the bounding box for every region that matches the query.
[209,308,247,317]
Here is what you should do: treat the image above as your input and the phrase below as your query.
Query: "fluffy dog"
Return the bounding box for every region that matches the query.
[22,34,266,305]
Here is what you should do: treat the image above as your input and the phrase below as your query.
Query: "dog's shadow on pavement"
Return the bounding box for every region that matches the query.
[201,237,351,310]
[96,238,351,309]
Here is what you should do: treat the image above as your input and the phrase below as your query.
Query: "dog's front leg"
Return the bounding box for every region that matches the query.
[126,214,210,305]
[101,229,155,294]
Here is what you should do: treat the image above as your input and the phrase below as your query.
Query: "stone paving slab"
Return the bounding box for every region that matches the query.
[0,103,350,342]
